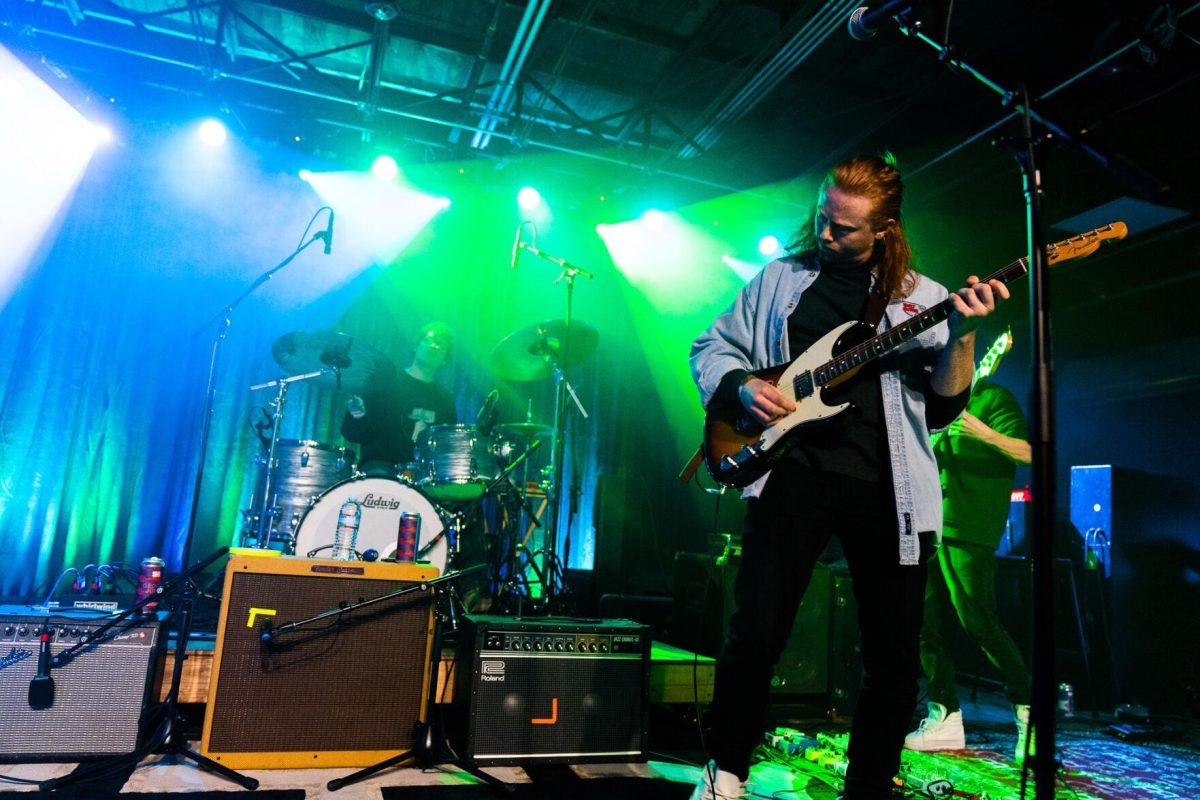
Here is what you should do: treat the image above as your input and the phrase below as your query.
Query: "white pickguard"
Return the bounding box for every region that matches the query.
[758,320,856,453]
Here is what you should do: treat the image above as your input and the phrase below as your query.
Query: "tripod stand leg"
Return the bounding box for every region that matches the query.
[175,745,260,790]
[327,751,412,791]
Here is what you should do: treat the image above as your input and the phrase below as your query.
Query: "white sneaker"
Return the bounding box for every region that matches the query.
[689,761,747,800]
[904,701,966,751]
[1014,704,1035,762]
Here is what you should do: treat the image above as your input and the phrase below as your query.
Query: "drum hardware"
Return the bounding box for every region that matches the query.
[413,424,508,503]
[244,370,349,548]
[270,330,393,396]
[491,311,598,608]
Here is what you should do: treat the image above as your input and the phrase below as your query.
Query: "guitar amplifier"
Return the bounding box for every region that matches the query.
[200,556,437,769]
[454,615,650,765]
[0,610,163,761]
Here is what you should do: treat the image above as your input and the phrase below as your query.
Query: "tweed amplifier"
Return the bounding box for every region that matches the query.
[0,610,163,760]
[454,615,650,765]
[200,556,438,769]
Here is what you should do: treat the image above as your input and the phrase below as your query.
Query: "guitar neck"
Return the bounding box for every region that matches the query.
[814,258,1028,386]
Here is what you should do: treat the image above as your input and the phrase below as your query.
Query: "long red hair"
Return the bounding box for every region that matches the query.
[789,152,918,300]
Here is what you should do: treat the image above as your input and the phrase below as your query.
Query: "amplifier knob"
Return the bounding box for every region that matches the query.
[565,642,575,652]
[3,626,13,636]
[599,643,608,652]
[588,643,598,653]
[532,641,542,651]
[523,641,532,651]
[554,642,564,652]
[17,627,28,637]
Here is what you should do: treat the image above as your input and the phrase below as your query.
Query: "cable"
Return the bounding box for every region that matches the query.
[293,206,332,252]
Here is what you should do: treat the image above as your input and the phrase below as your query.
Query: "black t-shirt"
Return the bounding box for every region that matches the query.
[781,259,886,482]
[341,368,457,465]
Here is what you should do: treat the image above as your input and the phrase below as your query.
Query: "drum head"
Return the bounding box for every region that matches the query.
[294,477,446,573]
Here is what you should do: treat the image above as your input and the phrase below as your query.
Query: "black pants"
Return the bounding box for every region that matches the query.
[709,463,930,799]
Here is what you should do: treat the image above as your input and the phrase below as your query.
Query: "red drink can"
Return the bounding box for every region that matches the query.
[395,513,421,563]
[137,557,165,613]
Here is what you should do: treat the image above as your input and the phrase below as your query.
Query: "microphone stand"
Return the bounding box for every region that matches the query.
[40,547,258,793]
[181,223,329,570]
[291,566,511,795]
[869,10,1167,799]
[515,241,593,608]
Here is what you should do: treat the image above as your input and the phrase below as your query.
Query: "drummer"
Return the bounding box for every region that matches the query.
[342,322,457,475]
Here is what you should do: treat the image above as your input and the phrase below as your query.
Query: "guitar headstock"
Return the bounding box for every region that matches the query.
[975,327,1014,383]
[1047,221,1128,266]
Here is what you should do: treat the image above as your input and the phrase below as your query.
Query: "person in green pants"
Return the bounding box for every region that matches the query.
[905,378,1033,760]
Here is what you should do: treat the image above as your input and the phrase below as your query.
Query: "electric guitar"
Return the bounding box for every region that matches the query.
[700,222,1127,488]
[929,326,1013,449]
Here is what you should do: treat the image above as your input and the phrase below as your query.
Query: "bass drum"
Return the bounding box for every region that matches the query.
[293,477,447,574]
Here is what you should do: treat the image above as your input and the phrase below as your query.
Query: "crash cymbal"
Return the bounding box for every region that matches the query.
[271,330,392,393]
[490,319,598,382]
[495,422,555,440]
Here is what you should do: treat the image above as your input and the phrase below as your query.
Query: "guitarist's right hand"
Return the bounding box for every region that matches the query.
[738,377,797,426]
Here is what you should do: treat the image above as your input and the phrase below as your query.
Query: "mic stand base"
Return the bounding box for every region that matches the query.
[326,582,512,795]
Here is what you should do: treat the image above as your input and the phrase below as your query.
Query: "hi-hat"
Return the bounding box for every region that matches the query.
[495,422,554,440]
[271,330,392,393]
[490,319,598,382]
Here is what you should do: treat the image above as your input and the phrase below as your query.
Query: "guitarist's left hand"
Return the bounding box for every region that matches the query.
[947,275,1010,340]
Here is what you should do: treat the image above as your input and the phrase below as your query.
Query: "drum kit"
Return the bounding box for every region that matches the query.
[238,319,596,610]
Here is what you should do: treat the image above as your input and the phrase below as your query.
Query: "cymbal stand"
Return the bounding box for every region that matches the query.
[515,238,593,604]
[245,368,333,548]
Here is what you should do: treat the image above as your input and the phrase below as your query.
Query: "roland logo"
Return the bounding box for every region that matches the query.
[361,493,402,510]
[480,660,506,682]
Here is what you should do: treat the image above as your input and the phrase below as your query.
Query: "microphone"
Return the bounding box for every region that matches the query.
[475,389,500,434]
[510,225,522,269]
[320,209,335,255]
[847,1,915,40]
[28,630,55,709]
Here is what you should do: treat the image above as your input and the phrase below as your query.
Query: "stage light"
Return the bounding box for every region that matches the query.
[91,123,114,146]
[758,234,781,256]
[517,186,542,210]
[197,119,227,147]
[298,169,313,182]
[371,154,398,181]
[640,209,666,231]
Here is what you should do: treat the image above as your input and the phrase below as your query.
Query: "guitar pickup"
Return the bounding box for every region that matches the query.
[792,370,814,399]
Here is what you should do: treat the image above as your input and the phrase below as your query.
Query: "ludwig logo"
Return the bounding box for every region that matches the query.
[481,660,506,682]
[362,493,402,509]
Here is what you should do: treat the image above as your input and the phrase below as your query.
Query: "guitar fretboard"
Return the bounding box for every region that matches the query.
[812,258,1028,386]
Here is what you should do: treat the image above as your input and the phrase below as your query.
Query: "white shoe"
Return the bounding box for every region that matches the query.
[904,701,966,751]
[1014,704,1035,762]
[689,761,747,800]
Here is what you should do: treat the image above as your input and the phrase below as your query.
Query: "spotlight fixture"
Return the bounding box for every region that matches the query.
[197,118,228,147]
[364,0,399,21]
[517,186,542,210]
[758,235,781,256]
[371,154,399,181]
[640,209,666,231]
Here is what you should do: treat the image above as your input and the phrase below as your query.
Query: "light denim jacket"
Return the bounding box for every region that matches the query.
[690,253,956,565]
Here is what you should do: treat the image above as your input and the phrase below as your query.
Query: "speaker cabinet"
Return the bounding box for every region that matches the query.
[454,615,650,765]
[0,612,163,761]
[200,556,437,769]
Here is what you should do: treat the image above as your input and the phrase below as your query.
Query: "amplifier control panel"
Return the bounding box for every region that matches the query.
[482,630,643,656]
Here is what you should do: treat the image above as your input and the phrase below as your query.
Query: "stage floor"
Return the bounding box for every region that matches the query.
[4,690,1198,800]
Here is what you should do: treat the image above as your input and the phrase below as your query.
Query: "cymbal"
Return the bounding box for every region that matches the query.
[271,330,392,393]
[495,422,554,440]
[490,319,598,382]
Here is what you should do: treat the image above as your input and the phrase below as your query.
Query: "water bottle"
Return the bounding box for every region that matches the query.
[332,499,362,560]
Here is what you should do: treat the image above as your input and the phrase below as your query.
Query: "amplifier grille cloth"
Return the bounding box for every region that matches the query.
[207,572,430,753]
[0,615,160,759]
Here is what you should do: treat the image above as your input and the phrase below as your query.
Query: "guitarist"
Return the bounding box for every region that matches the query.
[688,153,1010,800]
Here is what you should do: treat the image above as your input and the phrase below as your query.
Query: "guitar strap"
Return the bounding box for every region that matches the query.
[863,272,890,330]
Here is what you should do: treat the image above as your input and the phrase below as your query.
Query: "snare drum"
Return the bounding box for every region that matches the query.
[293,476,447,574]
[414,424,503,502]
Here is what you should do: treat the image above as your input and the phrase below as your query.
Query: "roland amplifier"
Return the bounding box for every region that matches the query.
[454,615,650,765]
[0,610,163,760]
